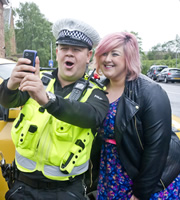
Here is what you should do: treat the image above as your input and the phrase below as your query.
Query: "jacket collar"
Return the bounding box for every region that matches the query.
[113,79,140,145]
[102,78,140,131]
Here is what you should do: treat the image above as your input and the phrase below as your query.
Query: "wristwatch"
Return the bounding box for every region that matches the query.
[42,91,56,108]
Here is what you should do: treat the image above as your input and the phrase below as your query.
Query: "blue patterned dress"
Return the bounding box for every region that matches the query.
[97,98,180,200]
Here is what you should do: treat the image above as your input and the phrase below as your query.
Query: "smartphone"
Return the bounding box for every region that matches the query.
[23,50,37,67]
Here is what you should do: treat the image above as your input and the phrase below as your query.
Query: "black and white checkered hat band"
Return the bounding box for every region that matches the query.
[57,29,93,48]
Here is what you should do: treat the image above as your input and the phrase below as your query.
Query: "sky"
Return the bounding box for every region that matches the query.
[8,0,180,51]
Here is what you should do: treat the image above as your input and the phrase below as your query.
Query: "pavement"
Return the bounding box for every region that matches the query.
[172,115,180,138]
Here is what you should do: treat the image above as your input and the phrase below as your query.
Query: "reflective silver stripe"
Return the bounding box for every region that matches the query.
[16,151,36,170]
[16,151,89,177]
[44,161,89,177]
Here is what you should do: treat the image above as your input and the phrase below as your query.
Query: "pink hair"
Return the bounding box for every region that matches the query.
[95,32,141,81]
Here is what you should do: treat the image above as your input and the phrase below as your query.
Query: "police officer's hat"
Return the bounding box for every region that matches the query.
[52,18,100,50]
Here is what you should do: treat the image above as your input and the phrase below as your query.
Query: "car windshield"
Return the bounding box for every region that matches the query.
[157,66,167,72]
[169,69,180,74]
[0,63,16,79]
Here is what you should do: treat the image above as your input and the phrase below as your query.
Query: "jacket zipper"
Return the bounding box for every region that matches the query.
[7,186,23,200]
[89,159,93,188]
[160,179,166,190]
[134,116,144,150]
[36,116,52,170]
[134,116,166,190]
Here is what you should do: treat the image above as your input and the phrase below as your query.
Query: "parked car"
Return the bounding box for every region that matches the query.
[157,68,180,83]
[147,65,168,80]
[0,58,16,81]
[0,58,18,200]
[0,58,57,199]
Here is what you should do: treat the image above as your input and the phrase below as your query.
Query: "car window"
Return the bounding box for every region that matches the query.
[169,69,180,73]
[156,66,167,72]
[161,69,167,73]
[0,63,16,79]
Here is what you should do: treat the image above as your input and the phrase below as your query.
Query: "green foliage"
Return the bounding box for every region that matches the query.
[141,34,180,74]
[146,36,180,61]
[14,2,57,67]
[130,31,144,56]
[141,58,180,75]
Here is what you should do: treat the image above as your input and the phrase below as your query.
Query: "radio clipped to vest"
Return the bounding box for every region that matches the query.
[69,69,105,101]
[68,79,89,101]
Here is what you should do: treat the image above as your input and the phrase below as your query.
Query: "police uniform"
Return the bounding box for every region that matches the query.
[0,18,109,200]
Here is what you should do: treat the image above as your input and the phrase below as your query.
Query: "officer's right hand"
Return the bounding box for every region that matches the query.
[18,57,48,106]
[7,58,36,90]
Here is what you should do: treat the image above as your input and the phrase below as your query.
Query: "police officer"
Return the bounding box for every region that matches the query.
[0,18,109,200]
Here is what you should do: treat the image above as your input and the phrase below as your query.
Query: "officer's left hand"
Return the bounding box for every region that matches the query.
[19,57,49,105]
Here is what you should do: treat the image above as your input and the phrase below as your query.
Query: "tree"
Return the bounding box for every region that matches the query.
[175,34,180,67]
[146,35,180,61]
[130,31,144,56]
[14,2,56,67]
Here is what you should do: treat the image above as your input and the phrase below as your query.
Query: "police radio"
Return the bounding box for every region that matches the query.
[68,69,105,101]
[68,79,89,101]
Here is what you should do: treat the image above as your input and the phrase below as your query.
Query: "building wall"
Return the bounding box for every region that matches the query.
[0,1,5,58]
[10,9,16,55]
[4,7,17,56]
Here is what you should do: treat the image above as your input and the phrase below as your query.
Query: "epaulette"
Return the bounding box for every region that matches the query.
[84,69,106,90]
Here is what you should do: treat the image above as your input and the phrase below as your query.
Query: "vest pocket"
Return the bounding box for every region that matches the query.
[12,119,40,157]
[48,124,93,172]
[53,120,72,140]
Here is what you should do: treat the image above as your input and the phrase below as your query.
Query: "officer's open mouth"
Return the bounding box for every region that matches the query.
[66,61,74,66]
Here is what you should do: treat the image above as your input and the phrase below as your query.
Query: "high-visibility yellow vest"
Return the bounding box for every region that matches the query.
[11,74,102,181]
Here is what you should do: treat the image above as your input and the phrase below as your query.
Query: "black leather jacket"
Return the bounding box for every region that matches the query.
[89,74,180,200]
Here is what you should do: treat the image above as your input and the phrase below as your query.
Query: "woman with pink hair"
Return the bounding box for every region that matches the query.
[92,32,180,200]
